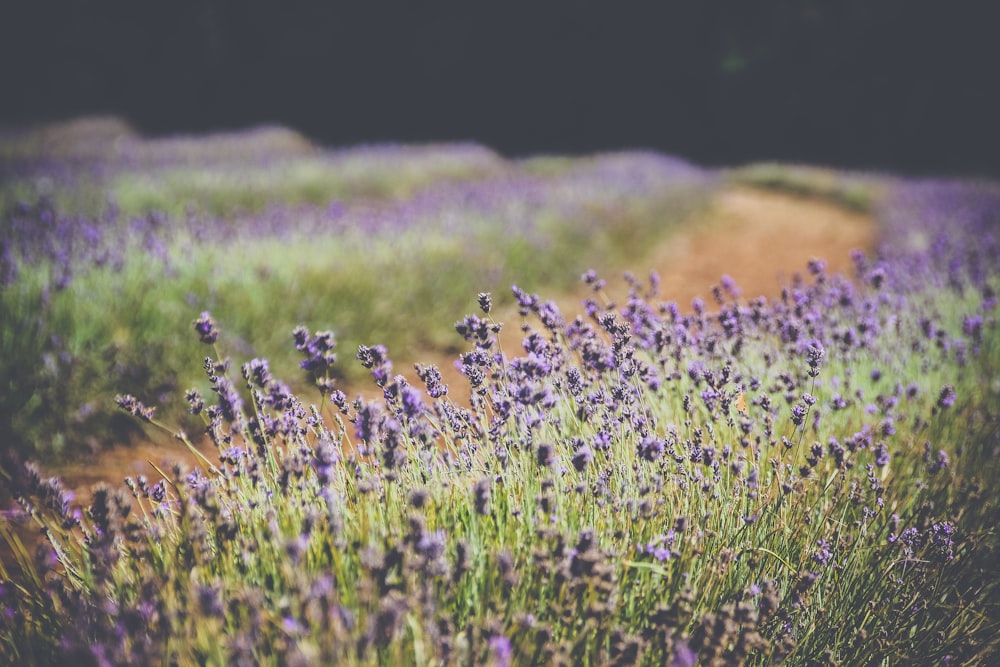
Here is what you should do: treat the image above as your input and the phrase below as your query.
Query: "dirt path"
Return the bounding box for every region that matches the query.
[646,186,873,305]
[38,185,875,504]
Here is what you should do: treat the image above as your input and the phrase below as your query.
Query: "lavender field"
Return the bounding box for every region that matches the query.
[1,120,999,665]
[0,118,714,462]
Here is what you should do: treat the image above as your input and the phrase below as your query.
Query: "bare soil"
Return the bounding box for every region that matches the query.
[35,186,875,504]
[646,186,873,304]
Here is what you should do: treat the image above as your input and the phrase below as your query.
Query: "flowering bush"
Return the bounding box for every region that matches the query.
[2,170,998,664]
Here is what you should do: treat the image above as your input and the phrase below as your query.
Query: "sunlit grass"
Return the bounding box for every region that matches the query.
[724,162,889,212]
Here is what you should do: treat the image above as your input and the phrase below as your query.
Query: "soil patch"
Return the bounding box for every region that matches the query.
[648,186,874,304]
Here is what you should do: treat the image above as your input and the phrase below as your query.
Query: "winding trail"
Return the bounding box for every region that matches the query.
[646,186,873,304]
[40,185,875,502]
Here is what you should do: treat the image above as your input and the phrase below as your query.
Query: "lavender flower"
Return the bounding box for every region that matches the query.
[114,393,155,422]
[477,291,493,314]
[571,445,594,472]
[194,311,219,344]
[790,403,808,426]
[185,388,205,415]
[637,435,665,462]
[812,539,834,567]
[806,340,825,377]
[536,442,556,468]
[487,635,513,667]
[416,363,448,398]
[295,327,338,378]
[357,344,392,386]
[937,384,957,409]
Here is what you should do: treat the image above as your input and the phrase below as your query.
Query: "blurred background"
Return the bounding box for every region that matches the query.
[2,2,997,176]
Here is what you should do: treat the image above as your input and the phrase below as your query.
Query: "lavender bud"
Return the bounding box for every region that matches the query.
[194,311,219,344]
[473,477,492,516]
[536,443,556,468]
[114,394,155,422]
[937,384,957,409]
[478,292,493,314]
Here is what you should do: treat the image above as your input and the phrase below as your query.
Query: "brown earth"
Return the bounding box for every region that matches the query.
[27,186,876,508]
[645,185,873,306]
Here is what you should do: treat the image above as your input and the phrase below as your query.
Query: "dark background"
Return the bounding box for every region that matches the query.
[2,2,998,176]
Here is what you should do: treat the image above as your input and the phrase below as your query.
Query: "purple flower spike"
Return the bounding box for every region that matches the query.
[473,477,492,516]
[477,291,492,314]
[671,638,698,667]
[114,394,156,422]
[806,341,825,377]
[812,539,834,567]
[416,363,448,398]
[194,311,219,344]
[296,328,338,376]
[455,314,493,347]
[937,384,957,409]
[571,445,593,472]
[488,635,512,667]
[637,435,665,462]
